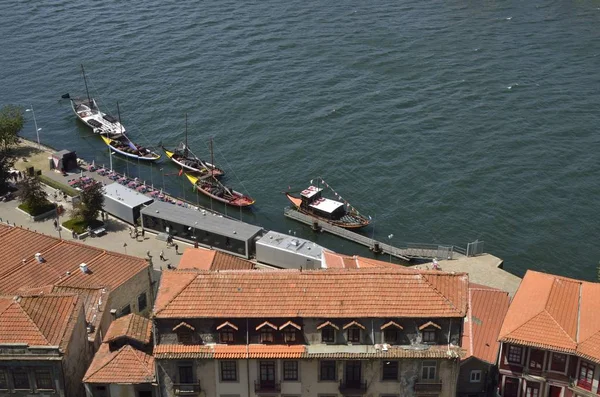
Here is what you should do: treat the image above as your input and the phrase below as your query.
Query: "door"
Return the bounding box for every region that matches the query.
[345,361,362,388]
[503,377,520,397]
[260,361,276,387]
[548,386,562,397]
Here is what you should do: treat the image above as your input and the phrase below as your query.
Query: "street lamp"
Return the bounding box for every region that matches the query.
[25,105,42,148]
[388,234,394,262]
[109,150,116,171]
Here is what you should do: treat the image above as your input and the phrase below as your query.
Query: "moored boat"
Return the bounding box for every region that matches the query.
[66,65,125,137]
[101,135,161,162]
[185,173,254,207]
[286,179,370,229]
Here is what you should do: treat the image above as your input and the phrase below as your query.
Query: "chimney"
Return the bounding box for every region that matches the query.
[34,253,44,263]
[110,309,117,320]
[79,263,88,274]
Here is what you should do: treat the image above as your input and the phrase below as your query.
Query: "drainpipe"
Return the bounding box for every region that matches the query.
[246,318,251,397]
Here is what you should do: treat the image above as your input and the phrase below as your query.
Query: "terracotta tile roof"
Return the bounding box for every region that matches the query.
[83,344,155,384]
[153,343,463,360]
[178,248,255,271]
[323,251,398,269]
[103,313,152,345]
[499,270,600,363]
[154,268,468,318]
[462,285,510,364]
[52,286,106,325]
[0,227,149,295]
[0,294,82,351]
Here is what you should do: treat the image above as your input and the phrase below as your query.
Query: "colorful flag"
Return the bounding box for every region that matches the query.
[178,168,183,177]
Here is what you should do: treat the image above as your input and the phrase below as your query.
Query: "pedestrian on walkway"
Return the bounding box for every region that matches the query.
[72,230,76,239]
[159,250,165,261]
[146,250,152,258]
[53,219,58,229]
[175,243,179,254]
[194,241,199,249]
[141,229,145,238]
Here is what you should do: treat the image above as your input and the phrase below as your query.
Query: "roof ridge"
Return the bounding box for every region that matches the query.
[421,273,464,315]
[468,288,474,358]
[14,301,50,345]
[85,345,126,381]
[129,345,154,376]
[506,310,576,347]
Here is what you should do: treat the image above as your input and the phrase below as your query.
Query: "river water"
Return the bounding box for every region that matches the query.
[2,0,600,278]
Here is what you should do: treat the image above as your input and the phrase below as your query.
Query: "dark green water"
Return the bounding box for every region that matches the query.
[2,0,600,279]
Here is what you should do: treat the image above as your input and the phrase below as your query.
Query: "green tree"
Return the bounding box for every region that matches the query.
[0,155,15,195]
[74,182,105,224]
[17,176,48,212]
[0,105,24,152]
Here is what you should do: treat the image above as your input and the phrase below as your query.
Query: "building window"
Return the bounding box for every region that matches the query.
[421,361,436,381]
[260,328,274,343]
[550,353,567,372]
[13,369,30,390]
[320,361,336,381]
[347,327,360,343]
[178,365,194,384]
[507,345,523,364]
[220,328,235,344]
[384,329,398,344]
[470,370,482,383]
[525,382,540,397]
[259,361,276,384]
[118,304,131,317]
[283,361,299,381]
[422,329,436,343]
[345,361,362,385]
[321,327,335,343]
[177,328,194,345]
[0,369,8,389]
[34,368,54,390]
[284,330,296,343]
[578,361,595,390]
[528,349,544,370]
[221,361,237,381]
[382,361,399,381]
[137,293,147,312]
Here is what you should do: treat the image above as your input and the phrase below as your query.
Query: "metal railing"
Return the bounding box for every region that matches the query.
[339,380,367,393]
[254,380,281,393]
[414,381,443,393]
[173,382,201,395]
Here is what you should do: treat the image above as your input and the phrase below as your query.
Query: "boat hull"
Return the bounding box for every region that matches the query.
[186,174,254,207]
[70,98,125,136]
[285,192,369,229]
[163,148,224,177]
[101,136,161,162]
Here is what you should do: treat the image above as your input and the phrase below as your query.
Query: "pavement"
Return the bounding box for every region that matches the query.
[412,254,522,297]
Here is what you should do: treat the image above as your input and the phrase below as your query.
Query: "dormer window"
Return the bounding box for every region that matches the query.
[317,321,338,343]
[343,321,365,344]
[419,321,441,344]
[381,321,403,344]
[173,321,196,345]
[279,321,301,344]
[256,321,277,343]
[217,321,238,344]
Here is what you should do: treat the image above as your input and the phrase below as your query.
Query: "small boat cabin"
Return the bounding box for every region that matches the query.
[300,186,345,220]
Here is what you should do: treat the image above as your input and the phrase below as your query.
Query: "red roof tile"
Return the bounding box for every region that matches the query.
[323,251,398,269]
[0,227,149,295]
[462,285,510,364]
[499,270,600,363]
[178,248,255,271]
[154,268,468,319]
[103,313,152,345]
[83,344,155,384]
[0,294,82,351]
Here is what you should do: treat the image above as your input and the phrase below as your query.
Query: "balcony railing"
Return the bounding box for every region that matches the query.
[577,380,593,391]
[254,380,281,393]
[173,382,201,395]
[414,381,443,393]
[339,380,367,394]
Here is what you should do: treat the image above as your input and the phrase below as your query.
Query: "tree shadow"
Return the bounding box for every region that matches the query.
[102,219,129,232]
[10,146,44,159]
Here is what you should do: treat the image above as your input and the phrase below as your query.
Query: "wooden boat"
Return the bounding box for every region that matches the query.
[162,115,224,177]
[185,173,254,207]
[285,180,370,229]
[66,65,125,137]
[101,135,161,162]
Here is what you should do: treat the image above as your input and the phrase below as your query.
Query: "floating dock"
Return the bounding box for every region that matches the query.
[284,207,469,261]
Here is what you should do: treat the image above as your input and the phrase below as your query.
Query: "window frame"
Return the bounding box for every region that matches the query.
[137,293,147,312]
[283,330,297,343]
[383,329,398,344]
[219,327,235,344]
[525,382,540,397]
[321,327,335,343]
[34,368,54,391]
[260,327,274,343]
[578,360,595,390]
[470,370,482,383]
[549,352,567,373]
[347,327,361,343]
[0,369,8,390]
[319,360,337,381]
[422,329,436,344]
[507,345,523,365]
[382,361,399,381]
[421,361,437,381]
[528,349,545,370]
[12,369,31,390]
[220,361,238,382]
[283,361,299,381]
[178,364,194,384]
[118,304,131,318]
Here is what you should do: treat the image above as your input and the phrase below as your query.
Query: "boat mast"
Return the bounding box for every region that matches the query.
[210,137,215,178]
[184,113,189,157]
[81,64,92,106]
[117,101,122,136]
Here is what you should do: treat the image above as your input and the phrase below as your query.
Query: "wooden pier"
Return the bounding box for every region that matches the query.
[284,208,468,261]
